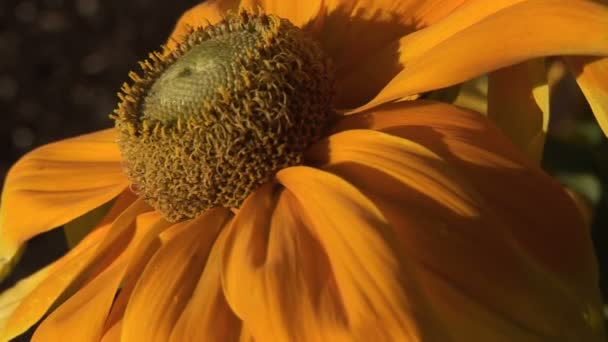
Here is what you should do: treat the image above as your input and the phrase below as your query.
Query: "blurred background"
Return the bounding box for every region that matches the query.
[1,0,608,339]
[0,0,201,185]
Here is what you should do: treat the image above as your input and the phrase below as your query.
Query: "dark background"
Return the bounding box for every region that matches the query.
[0,0,201,185]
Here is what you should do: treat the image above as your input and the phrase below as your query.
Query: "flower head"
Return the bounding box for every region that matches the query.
[1,0,608,341]
[114,11,335,220]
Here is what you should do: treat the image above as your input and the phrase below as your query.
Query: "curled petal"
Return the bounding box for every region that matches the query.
[349,0,608,111]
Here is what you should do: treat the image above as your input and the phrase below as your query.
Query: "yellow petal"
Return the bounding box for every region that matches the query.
[0,245,24,285]
[170,220,242,342]
[1,224,110,341]
[121,208,232,342]
[72,199,151,287]
[2,199,150,341]
[353,0,608,112]
[0,265,51,336]
[31,213,172,342]
[322,102,605,339]
[0,129,128,275]
[276,166,429,341]
[31,260,127,342]
[220,182,283,339]
[565,56,608,136]
[222,182,351,341]
[101,212,167,335]
[307,129,479,218]
[487,60,549,163]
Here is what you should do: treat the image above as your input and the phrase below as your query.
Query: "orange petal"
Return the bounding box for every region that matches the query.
[321,102,605,339]
[331,100,598,278]
[318,0,466,108]
[170,219,242,342]
[166,0,240,49]
[31,260,127,342]
[31,214,172,342]
[0,129,129,273]
[220,182,282,339]
[101,212,172,335]
[167,0,465,110]
[307,129,479,218]
[487,60,549,162]
[221,182,349,340]
[352,0,608,112]
[1,225,108,340]
[2,199,150,341]
[101,320,122,342]
[121,208,232,342]
[565,56,608,137]
[276,166,432,340]
[72,199,151,287]
[1,222,111,341]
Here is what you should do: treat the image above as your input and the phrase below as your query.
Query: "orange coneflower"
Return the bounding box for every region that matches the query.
[1,0,608,341]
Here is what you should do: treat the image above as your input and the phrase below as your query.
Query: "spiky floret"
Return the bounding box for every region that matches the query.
[112,11,335,221]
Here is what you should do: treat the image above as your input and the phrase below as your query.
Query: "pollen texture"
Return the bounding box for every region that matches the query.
[112,11,334,221]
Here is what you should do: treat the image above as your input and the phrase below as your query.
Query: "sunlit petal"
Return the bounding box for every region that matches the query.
[331,100,598,279]
[101,320,121,342]
[31,214,172,342]
[0,129,128,275]
[222,182,353,340]
[565,56,608,137]
[277,166,435,340]
[121,208,232,342]
[0,266,50,338]
[1,224,110,341]
[321,0,466,108]
[170,220,241,342]
[350,0,608,111]
[307,127,604,339]
[2,199,151,341]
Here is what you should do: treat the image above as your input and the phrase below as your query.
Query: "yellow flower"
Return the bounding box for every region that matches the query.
[1,0,608,341]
